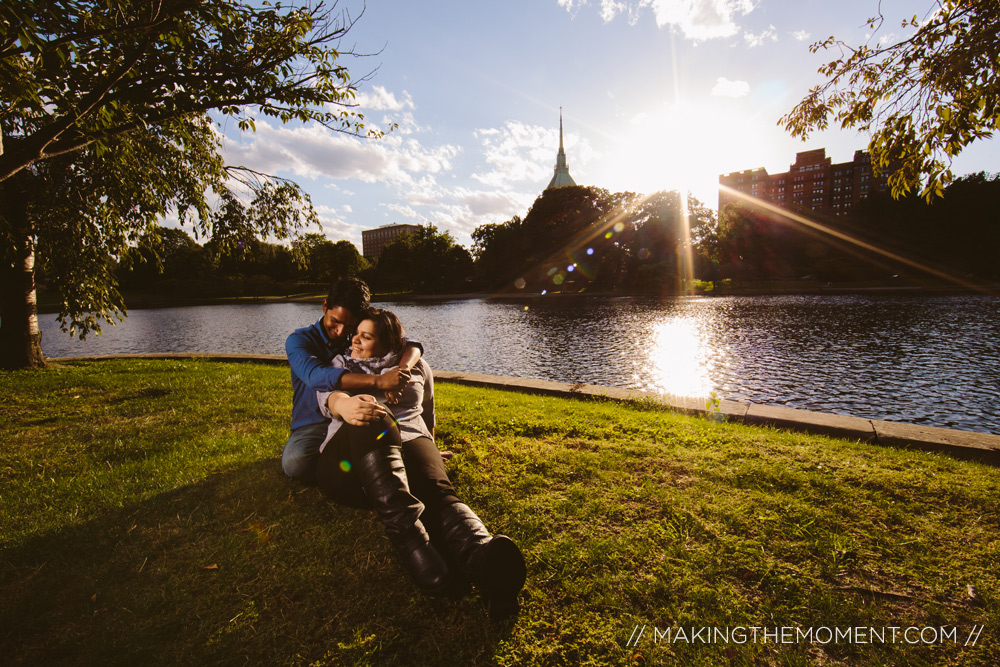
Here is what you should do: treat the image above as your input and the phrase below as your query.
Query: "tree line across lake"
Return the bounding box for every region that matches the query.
[97,172,1000,303]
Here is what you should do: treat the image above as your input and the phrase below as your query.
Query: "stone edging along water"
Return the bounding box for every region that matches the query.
[53,353,1000,466]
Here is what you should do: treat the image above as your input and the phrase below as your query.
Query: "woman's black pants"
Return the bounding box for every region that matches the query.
[315,417,461,520]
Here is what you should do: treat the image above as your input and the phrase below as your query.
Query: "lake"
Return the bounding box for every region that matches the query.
[38,294,1000,434]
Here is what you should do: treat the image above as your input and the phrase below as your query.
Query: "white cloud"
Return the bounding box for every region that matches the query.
[878,32,898,47]
[629,110,652,125]
[711,77,750,97]
[426,187,530,241]
[331,86,422,135]
[792,29,811,41]
[453,187,527,219]
[600,0,627,22]
[314,205,367,247]
[383,176,533,244]
[354,85,414,112]
[561,0,757,40]
[557,0,585,12]
[385,203,420,220]
[472,121,565,187]
[648,0,757,39]
[220,121,461,188]
[744,24,776,47]
[384,111,425,136]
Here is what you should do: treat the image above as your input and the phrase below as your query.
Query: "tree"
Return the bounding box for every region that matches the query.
[715,203,790,282]
[470,187,718,294]
[619,190,717,294]
[370,225,472,294]
[117,226,209,290]
[1,1,375,368]
[2,114,319,368]
[292,234,368,284]
[483,186,626,292]
[324,240,370,282]
[844,172,1000,281]
[0,0,380,182]
[471,215,526,289]
[780,0,1000,200]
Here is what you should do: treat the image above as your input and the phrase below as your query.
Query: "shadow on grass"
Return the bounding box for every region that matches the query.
[1,458,510,666]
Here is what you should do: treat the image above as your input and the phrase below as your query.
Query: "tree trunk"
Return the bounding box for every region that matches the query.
[0,179,47,369]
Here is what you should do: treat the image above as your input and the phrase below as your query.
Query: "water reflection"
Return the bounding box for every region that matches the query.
[38,294,1000,434]
[647,316,713,398]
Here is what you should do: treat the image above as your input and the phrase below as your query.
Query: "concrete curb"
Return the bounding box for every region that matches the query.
[432,372,1000,466]
[52,354,1000,465]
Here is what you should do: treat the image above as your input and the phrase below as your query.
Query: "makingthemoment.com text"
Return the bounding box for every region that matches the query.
[625,624,985,647]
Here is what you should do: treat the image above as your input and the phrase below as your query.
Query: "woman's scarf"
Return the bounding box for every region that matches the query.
[340,349,401,375]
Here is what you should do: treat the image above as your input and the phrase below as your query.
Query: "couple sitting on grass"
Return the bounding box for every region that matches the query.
[282,277,526,619]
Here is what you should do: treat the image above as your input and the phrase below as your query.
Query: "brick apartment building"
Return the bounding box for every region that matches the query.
[719,148,889,216]
[361,223,423,260]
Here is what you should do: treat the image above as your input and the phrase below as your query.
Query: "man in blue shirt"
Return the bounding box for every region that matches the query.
[282,277,421,481]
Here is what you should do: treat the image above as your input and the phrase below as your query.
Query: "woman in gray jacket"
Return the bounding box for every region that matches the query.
[315,308,525,618]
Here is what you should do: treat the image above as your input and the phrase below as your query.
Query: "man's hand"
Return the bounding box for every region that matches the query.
[375,366,410,392]
[329,393,386,427]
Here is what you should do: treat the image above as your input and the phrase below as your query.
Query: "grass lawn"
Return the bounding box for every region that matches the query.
[1,359,997,666]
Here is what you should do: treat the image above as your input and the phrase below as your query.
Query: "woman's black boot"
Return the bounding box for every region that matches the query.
[436,502,526,619]
[352,440,450,595]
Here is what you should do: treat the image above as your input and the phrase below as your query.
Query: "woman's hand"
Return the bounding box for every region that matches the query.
[328,392,386,426]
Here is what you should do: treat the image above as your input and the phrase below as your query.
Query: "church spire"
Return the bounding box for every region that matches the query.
[546,107,577,190]
[559,109,566,152]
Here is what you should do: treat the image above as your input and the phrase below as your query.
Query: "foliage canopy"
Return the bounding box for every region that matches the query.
[0,0,379,182]
[369,225,473,294]
[780,0,1000,200]
[471,186,716,295]
[12,114,319,342]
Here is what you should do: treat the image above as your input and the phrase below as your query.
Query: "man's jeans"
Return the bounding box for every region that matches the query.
[281,421,329,482]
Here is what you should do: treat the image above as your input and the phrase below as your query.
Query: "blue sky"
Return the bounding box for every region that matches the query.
[216,0,999,251]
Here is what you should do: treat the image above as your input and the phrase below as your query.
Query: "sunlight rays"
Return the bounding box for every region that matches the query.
[717,185,996,294]
[493,189,664,296]
[486,183,709,300]
[678,190,696,294]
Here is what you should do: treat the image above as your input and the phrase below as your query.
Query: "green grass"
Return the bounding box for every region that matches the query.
[1,360,997,666]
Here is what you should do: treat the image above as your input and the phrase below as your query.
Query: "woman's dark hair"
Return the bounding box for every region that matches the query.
[326,277,370,316]
[363,307,406,354]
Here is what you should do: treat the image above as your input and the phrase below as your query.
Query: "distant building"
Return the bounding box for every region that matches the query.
[719,148,889,216]
[362,223,422,260]
[546,109,577,190]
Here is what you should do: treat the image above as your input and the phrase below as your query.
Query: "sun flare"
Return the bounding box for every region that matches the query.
[596,98,769,207]
[647,316,713,398]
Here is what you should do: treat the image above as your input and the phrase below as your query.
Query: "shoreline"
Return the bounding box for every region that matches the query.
[35,282,1000,314]
[49,353,1000,465]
